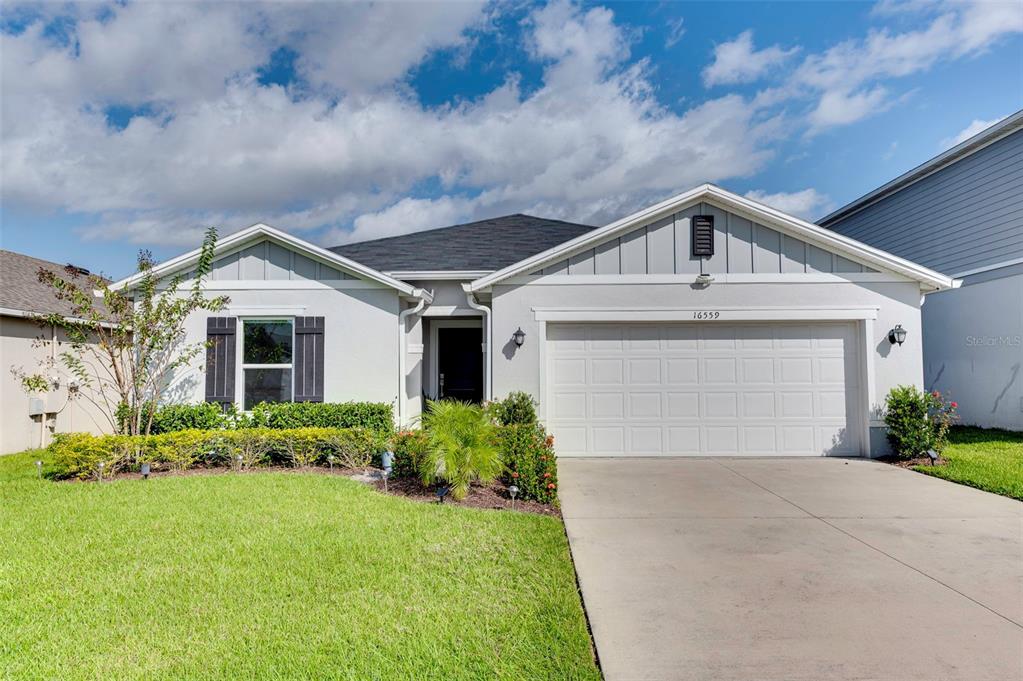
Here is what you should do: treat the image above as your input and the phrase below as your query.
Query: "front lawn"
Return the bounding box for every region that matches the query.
[0,452,600,680]
[912,426,1023,500]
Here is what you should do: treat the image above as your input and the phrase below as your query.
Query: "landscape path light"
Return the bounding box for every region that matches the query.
[35,460,42,480]
[508,484,519,508]
[141,462,151,480]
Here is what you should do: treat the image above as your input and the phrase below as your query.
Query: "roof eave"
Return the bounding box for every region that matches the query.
[110,223,417,296]
[469,184,955,292]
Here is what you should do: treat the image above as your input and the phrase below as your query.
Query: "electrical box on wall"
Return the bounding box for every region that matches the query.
[28,398,45,417]
[691,215,715,256]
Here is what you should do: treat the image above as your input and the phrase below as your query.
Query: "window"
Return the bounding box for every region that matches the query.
[241,319,293,410]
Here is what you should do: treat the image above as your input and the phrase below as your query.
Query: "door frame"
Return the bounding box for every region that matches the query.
[429,318,484,400]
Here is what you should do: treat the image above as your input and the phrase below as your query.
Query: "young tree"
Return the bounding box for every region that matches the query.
[22,227,228,436]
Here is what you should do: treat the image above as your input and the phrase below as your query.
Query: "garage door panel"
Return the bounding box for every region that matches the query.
[548,322,861,457]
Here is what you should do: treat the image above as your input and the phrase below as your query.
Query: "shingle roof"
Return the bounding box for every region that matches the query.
[0,249,103,318]
[329,214,596,272]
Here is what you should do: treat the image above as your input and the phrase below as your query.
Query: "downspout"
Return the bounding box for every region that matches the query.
[462,284,492,402]
[398,289,430,427]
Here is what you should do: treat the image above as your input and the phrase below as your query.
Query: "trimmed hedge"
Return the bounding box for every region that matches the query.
[248,402,394,432]
[49,427,386,480]
[140,401,395,434]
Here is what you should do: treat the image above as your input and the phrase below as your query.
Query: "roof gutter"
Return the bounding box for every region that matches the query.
[397,288,432,427]
[462,283,492,402]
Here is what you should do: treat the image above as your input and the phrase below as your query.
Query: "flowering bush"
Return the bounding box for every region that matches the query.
[498,423,558,504]
[884,385,959,458]
[489,391,538,426]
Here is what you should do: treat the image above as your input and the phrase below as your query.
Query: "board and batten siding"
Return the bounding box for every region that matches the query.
[535,203,872,276]
[209,239,356,281]
[823,128,1023,275]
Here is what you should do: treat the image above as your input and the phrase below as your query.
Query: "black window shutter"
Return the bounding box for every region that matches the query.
[205,317,236,408]
[294,316,325,403]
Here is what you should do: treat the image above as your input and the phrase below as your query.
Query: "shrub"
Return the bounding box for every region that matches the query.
[884,385,959,458]
[249,401,394,432]
[389,429,430,479]
[47,427,382,479]
[499,424,558,504]
[419,400,502,500]
[150,403,233,434]
[490,391,537,426]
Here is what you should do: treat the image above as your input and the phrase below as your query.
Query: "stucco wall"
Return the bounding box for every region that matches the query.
[1,316,110,454]
[490,278,924,455]
[923,268,1023,429]
[169,284,401,410]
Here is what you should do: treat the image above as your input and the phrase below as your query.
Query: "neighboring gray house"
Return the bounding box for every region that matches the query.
[821,111,1023,430]
[0,250,109,453]
[113,184,954,457]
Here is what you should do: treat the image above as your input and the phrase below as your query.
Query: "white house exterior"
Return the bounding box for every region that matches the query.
[821,111,1023,430]
[113,184,954,458]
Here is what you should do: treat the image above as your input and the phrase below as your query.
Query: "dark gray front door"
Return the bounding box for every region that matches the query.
[437,327,483,402]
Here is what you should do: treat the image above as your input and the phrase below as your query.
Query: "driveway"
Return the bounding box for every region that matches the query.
[559,458,1023,681]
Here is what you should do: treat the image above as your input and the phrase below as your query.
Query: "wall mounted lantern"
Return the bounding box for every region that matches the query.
[512,327,526,347]
[888,324,907,346]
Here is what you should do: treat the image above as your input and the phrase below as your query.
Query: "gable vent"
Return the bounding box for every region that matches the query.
[691,215,715,257]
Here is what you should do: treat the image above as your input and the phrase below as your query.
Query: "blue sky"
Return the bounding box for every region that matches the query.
[2,0,1021,278]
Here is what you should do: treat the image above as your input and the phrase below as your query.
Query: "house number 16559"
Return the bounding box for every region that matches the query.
[692,311,720,320]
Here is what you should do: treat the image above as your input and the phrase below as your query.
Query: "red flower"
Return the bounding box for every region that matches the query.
[547,483,556,489]
[540,456,547,462]
[511,471,519,478]
[543,472,551,478]
[544,435,555,447]
[950,401,958,408]
[932,391,941,398]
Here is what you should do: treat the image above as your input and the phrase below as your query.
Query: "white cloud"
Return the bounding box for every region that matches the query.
[702,30,798,87]
[939,115,1008,149]
[665,17,686,48]
[2,0,781,247]
[744,188,832,220]
[794,1,1023,131]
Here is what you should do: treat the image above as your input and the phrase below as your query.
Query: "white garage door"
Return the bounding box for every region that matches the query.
[546,322,862,457]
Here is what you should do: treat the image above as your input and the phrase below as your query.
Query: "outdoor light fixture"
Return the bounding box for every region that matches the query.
[327,454,335,472]
[694,273,715,287]
[141,462,151,480]
[35,460,42,479]
[97,461,105,481]
[512,327,526,347]
[888,324,907,346]
[235,454,243,471]
[436,485,450,503]
[926,449,939,465]
[508,484,519,508]
[381,451,394,491]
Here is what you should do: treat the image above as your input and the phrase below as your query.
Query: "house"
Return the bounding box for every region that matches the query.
[0,250,109,453]
[821,111,1023,430]
[112,184,955,457]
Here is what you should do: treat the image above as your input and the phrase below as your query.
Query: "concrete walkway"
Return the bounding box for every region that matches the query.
[559,458,1023,681]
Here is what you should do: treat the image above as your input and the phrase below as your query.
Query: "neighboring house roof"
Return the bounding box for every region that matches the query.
[468,184,957,293]
[819,109,1023,226]
[329,214,596,274]
[110,223,427,299]
[0,249,104,318]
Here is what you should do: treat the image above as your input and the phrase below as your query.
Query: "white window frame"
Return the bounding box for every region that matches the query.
[237,317,296,410]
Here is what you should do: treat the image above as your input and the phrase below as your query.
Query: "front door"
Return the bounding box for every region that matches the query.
[437,326,484,402]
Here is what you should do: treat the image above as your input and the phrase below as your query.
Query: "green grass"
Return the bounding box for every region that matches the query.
[0,452,600,680]
[912,426,1023,500]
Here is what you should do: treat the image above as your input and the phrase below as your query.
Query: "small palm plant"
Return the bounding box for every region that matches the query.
[420,400,502,501]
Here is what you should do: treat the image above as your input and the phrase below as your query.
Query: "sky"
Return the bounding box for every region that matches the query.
[1,0,1021,279]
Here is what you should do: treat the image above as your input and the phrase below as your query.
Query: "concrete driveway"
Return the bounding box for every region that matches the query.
[559,458,1023,681]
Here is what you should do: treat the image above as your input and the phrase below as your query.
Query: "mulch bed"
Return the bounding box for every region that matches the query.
[71,465,561,516]
[373,476,561,517]
[878,455,944,469]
